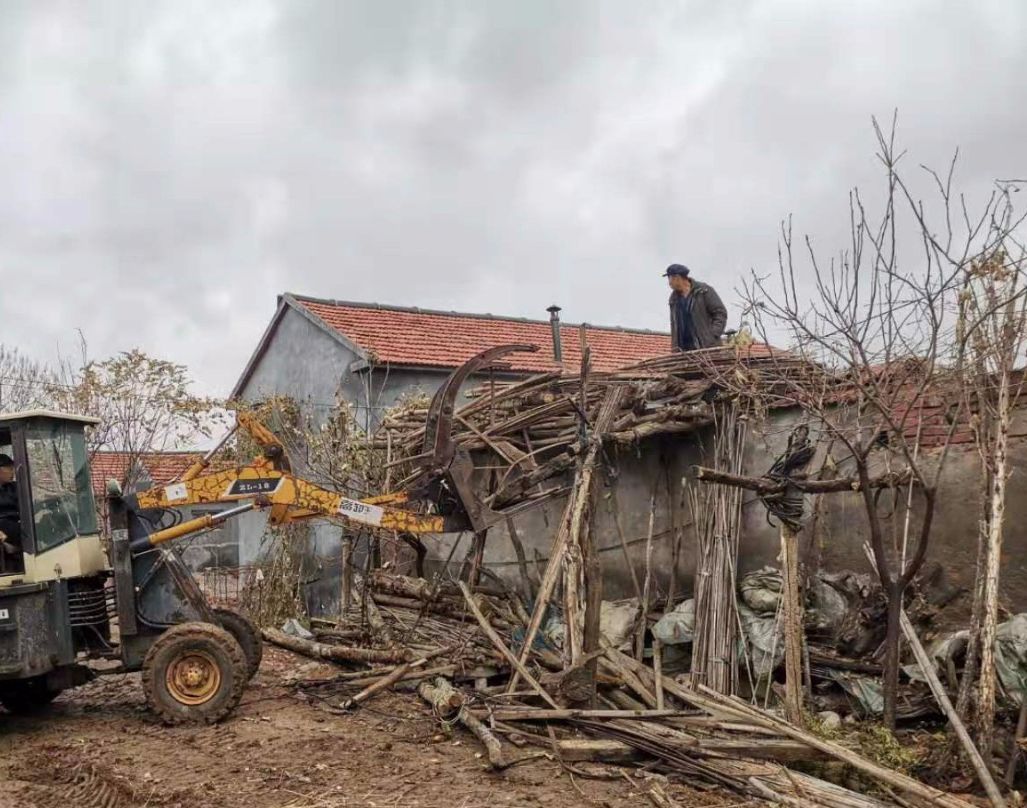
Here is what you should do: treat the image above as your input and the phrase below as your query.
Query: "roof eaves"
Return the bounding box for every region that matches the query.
[354,361,533,376]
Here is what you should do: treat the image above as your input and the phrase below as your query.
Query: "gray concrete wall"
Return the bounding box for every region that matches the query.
[239,306,356,418]
[461,408,1025,623]
[471,422,789,605]
[229,308,522,596]
[342,366,445,432]
[229,306,1021,619]
[345,365,523,432]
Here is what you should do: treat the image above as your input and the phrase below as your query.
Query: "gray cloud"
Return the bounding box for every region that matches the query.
[0,0,1023,394]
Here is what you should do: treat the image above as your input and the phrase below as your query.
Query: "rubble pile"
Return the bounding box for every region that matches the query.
[261,569,983,808]
[379,346,818,510]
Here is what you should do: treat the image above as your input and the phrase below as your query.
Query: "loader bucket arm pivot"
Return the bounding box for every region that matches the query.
[422,343,539,469]
[411,343,540,534]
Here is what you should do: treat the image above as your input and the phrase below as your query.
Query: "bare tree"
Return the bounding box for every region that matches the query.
[952,223,1027,755]
[730,118,1024,728]
[49,347,225,490]
[0,345,57,413]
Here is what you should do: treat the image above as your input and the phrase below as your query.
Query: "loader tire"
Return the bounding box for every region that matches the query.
[142,622,246,725]
[214,608,263,680]
[0,676,60,715]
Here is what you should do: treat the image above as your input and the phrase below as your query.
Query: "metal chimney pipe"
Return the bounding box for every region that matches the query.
[547,305,563,361]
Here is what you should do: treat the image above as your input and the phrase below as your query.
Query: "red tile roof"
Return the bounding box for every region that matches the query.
[294,296,672,374]
[90,451,203,495]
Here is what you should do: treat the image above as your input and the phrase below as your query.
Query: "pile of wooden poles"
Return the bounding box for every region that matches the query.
[259,567,974,808]
[377,346,817,510]
[253,346,984,805]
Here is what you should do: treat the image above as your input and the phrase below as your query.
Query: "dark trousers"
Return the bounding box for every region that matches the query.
[0,517,21,544]
[0,517,22,573]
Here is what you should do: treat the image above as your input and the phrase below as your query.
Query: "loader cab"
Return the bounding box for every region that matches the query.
[0,411,107,588]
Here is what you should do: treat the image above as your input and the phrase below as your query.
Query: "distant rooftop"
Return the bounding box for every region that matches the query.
[90,451,203,495]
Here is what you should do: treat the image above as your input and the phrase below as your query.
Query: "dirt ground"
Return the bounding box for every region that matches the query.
[0,647,753,808]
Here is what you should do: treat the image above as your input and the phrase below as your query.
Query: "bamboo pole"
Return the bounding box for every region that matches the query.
[581,509,603,706]
[653,639,666,710]
[605,490,643,602]
[865,544,1006,808]
[900,610,1006,808]
[636,492,656,661]
[505,501,573,694]
[508,386,623,692]
[505,517,535,603]
[607,645,974,808]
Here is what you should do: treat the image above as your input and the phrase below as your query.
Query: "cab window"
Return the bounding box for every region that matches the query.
[25,422,98,552]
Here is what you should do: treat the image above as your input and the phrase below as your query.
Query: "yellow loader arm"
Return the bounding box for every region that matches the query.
[122,344,541,553]
[128,465,444,551]
[126,410,445,552]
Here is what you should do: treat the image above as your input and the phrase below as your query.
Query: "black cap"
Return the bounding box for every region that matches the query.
[663,263,690,278]
[0,454,12,468]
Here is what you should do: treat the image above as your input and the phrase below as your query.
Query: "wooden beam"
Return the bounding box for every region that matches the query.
[779,524,804,726]
[693,466,912,495]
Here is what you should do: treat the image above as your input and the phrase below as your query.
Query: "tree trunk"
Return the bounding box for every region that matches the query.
[261,627,411,664]
[340,533,353,617]
[857,462,901,731]
[581,514,603,706]
[883,582,903,730]
[418,677,505,769]
[955,466,991,724]
[977,367,1012,757]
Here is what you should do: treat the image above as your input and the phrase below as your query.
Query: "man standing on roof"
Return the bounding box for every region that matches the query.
[665,264,728,351]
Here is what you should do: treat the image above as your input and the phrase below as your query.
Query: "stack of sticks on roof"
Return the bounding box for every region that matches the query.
[378,346,818,511]
[265,569,972,808]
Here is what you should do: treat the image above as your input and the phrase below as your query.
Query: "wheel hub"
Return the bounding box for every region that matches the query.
[166,650,221,705]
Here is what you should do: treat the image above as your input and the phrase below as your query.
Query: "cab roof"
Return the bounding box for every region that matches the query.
[0,410,101,426]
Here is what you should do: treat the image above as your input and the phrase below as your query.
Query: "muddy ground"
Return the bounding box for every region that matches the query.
[0,647,754,808]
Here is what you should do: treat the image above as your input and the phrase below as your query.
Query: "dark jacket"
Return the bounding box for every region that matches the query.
[0,482,20,544]
[669,281,728,350]
[0,482,17,520]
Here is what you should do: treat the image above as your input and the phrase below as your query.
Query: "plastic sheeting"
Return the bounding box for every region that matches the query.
[738,602,784,678]
[739,567,783,613]
[281,618,314,639]
[543,599,641,652]
[833,673,885,716]
[653,595,783,679]
[652,599,695,646]
[807,577,850,637]
[904,631,969,684]
[601,599,641,650]
[995,613,1027,706]
[904,615,1027,707]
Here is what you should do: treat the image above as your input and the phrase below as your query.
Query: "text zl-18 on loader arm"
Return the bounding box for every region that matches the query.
[108,343,538,724]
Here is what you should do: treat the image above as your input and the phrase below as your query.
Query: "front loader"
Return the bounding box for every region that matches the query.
[0,345,537,724]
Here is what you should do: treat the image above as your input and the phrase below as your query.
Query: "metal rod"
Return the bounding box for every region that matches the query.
[131,502,255,551]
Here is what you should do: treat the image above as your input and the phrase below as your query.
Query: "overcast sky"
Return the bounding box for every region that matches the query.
[1,0,1024,395]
